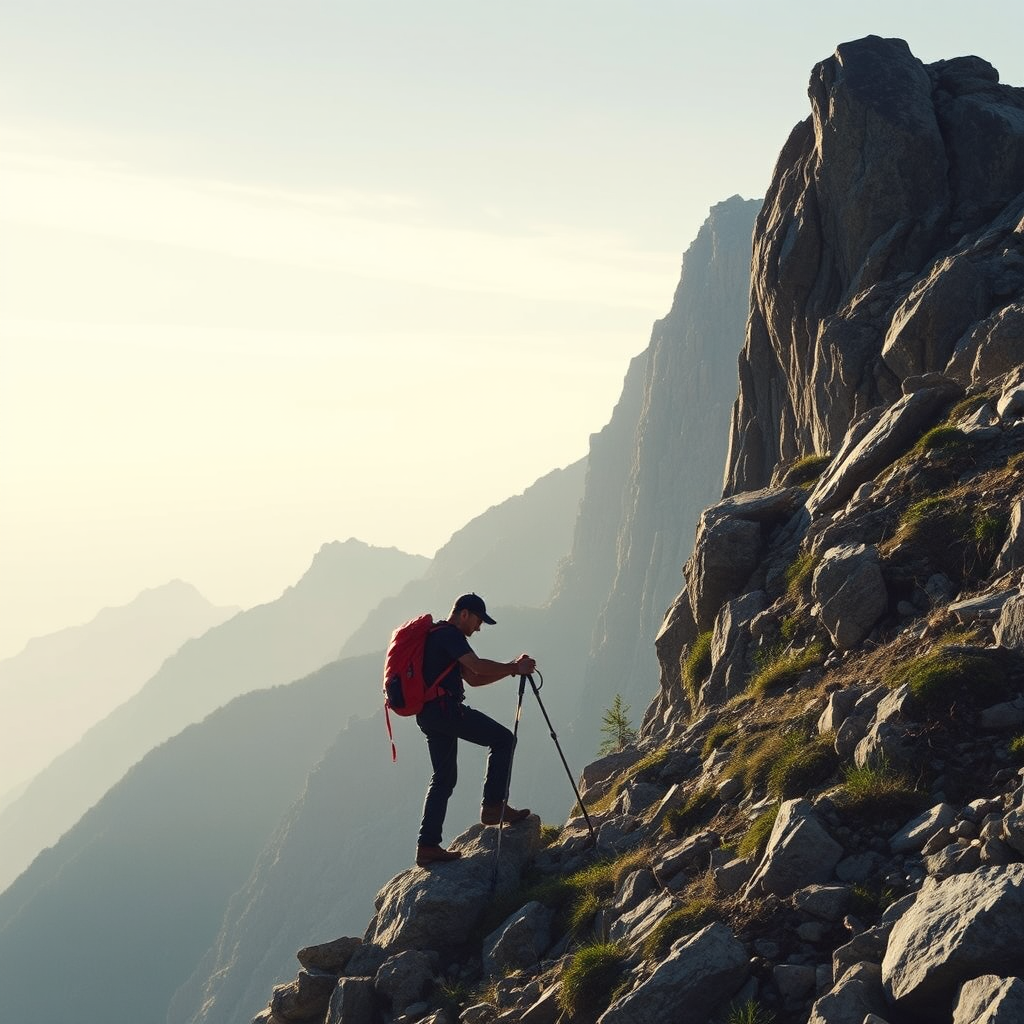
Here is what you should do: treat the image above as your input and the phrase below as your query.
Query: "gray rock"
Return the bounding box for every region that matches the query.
[686,489,806,629]
[598,922,748,1024]
[325,977,375,1024]
[482,902,552,978]
[1003,806,1024,856]
[703,591,768,705]
[812,544,888,650]
[995,500,1024,574]
[614,868,657,912]
[953,974,1024,1024]
[607,891,674,945]
[950,589,1016,624]
[296,936,362,973]
[924,839,982,879]
[979,697,1024,731]
[834,714,870,758]
[854,721,910,770]
[882,864,1024,1016]
[746,799,843,898]
[461,1004,497,1024]
[712,856,754,896]
[794,884,852,922]
[271,970,338,1022]
[835,853,881,884]
[889,803,957,854]
[775,963,817,1000]
[370,820,541,952]
[994,590,1024,653]
[515,985,563,1024]
[818,688,862,734]
[655,831,719,880]
[375,950,436,1013]
[834,926,891,982]
[807,382,962,519]
[808,962,889,1024]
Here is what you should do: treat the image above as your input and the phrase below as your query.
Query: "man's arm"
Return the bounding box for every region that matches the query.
[459,652,536,687]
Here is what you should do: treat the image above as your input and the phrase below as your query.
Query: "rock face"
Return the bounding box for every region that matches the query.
[726,35,1024,494]
[553,196,760,753]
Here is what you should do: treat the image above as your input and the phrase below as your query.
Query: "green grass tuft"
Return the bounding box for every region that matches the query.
[785,454,831,488]
[885,646,1006,709]
[701,721,736,759]
[664,784,716,835]
[784,550,819,601]
[641,898,715,958]
[727,998,777,1024]
[915,424,970,454]
[1009,734,1024,759]
[748,642,824,698]
[766,731,836,799]
[737,804,779,860]
[682,631,714,706]
[835,758,922,816]
[558,942,626,1017]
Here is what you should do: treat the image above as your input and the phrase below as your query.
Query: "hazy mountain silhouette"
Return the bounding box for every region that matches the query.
[0,580,238,805]
[0,539,427,891]
[0,654,378,1024]
[340,459,586,658]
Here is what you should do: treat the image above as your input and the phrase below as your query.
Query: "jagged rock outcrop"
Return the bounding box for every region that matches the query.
[726,35,1024,494]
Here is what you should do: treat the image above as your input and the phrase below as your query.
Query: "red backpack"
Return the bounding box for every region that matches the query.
[382,614,457,760]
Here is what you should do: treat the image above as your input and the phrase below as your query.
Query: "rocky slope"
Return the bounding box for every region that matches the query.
[246,37,1024,1024]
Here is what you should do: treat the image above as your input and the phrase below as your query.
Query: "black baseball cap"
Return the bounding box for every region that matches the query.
[454,593,496,625]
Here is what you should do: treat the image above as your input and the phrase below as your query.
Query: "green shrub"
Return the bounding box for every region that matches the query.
[540,824,562,847]
[558,942,626,1017]
[748,642,825,698]
[836,758,922,816]
[780,614,802,642]
[727,998,776,1024]
[737,804,779,860]
[1009,734,1024,759]
[885,647,1006,709]
[683,631,714,705]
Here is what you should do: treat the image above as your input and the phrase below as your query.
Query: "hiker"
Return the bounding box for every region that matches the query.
[415,593,536,868]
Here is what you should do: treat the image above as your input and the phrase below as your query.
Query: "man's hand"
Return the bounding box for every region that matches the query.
[513,654,537,676]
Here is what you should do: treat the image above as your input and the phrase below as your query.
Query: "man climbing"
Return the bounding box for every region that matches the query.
[415,593,536,868]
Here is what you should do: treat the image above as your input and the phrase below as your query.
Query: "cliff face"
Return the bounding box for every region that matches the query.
[554,196,758,754]
[727,35,1024,494]
[245,37,1024,1024]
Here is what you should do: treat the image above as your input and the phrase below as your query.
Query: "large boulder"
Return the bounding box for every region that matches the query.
[953,975,1024,1024]
[811,543,888,650]
[598,922,748,1024]
[746,799,844,899]
[994,588,1024,653]
[882,864,1024,1018]
[369,820,541,953]
[808,962,889,1024]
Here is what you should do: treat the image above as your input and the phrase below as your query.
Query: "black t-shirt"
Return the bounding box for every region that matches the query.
[423,621,472,701]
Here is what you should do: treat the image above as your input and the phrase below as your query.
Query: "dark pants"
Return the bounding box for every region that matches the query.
[416,699,515,847]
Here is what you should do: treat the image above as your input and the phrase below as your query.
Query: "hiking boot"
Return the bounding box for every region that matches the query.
[481,802,530,826]
[415,845,462,868]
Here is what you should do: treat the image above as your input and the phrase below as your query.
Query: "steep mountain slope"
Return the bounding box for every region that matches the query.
[0,580,237,803]
[551,196,758,757]
[0,539,427,891]
[239,37,1024,1024]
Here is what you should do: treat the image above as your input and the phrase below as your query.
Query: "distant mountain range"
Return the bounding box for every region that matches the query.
[0,580,238,806]
[0,539,428,891]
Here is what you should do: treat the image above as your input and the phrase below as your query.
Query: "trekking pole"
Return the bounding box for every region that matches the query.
[490,673,528,893]
[524,672,597,845]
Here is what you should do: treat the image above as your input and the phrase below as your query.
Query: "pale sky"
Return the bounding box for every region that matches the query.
[2,2,1023,660]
